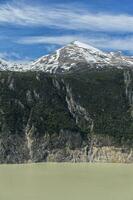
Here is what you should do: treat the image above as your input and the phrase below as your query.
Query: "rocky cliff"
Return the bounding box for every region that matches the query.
[0,67,133,163]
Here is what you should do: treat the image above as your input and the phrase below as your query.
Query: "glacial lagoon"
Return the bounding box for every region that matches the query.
[0,163,132,200]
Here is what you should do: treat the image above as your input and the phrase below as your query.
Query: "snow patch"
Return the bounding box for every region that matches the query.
[73,41,101,53]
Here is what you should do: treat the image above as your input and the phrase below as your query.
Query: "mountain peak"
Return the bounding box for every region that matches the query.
[1,41,133,73]
[30,40,133,74]
[71,40,101,53]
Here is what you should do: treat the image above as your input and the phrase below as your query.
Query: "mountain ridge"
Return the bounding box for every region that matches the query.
[0,41,133,73]
[0,41,133,163]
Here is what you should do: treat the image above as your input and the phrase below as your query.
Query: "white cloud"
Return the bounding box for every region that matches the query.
[1,1,133,32]
[18,36,80,45]
[17,35,133,51]
[0,52,9,59]
[92,37,133,51]
[0,51,22,60]
[43,44,58,52]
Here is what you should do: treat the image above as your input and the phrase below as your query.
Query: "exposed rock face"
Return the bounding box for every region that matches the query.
[124,70,133,117]
[0,68,133,163]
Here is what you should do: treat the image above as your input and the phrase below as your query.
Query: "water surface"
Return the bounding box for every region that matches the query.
[0,163,132,200]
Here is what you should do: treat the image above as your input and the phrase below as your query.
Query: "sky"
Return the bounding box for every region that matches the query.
[0,0,133,61]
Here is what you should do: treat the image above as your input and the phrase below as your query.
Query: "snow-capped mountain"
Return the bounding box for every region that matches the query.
[0,41,133,73]
[0,58,11,71]
[31,41,111,73]
[0,59,30,71]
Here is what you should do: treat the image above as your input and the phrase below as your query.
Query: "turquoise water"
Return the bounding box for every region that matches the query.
[0,163,132,200]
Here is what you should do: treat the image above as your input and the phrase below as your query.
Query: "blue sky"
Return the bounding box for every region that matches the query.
[0,0,133,61]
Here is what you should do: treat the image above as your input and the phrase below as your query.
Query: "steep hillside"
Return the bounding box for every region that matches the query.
[0,67,133,163]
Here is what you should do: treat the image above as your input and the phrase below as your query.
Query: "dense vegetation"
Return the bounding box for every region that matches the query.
[63,69,133,142]
[0,68,132,146]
